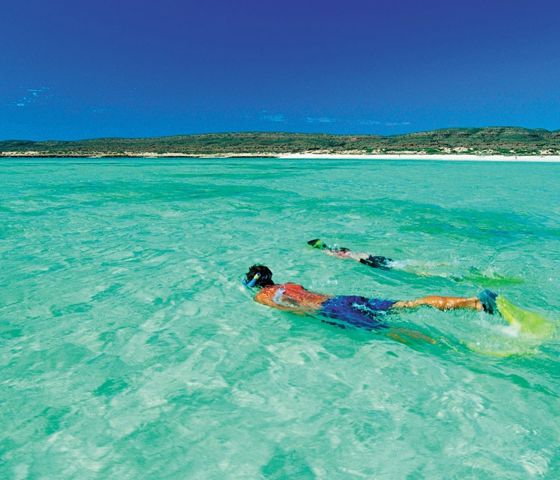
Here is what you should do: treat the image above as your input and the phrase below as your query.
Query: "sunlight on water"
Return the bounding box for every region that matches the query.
[1,158,559,479]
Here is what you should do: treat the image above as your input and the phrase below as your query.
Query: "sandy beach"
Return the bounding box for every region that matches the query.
[3,151,560,161]
[278,153,560,162]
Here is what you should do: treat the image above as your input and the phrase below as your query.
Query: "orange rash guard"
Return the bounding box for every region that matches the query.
[254,283,331,312]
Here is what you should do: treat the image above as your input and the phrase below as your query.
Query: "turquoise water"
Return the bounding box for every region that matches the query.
[1,158,559,479]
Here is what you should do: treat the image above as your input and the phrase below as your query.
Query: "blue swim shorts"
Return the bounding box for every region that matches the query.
[319,295,395,330]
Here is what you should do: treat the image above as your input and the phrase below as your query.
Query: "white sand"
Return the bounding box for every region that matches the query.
[278,153,560,162]
[2,151,560,162]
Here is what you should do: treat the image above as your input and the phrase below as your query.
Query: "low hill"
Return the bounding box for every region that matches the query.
[1,128,559,156]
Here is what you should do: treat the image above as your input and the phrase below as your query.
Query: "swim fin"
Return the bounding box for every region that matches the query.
[463,268,524,287]
[307,238,327,249]
[496,295,555,338]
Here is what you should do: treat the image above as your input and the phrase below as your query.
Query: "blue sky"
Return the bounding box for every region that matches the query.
[1,0,559,139]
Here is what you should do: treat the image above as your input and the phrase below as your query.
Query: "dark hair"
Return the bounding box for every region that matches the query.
[245,265,274,288]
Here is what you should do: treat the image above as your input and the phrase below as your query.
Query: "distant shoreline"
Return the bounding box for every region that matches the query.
[1,128,559,160]
[2,152,560,162]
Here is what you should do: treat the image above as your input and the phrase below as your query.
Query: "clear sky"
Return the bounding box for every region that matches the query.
[1,0,559,140]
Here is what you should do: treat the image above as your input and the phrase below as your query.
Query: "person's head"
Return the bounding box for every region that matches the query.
[244,265,274,288]
[307,238,326,249]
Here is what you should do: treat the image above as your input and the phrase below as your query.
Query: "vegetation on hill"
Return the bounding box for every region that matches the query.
[1,127,559,156]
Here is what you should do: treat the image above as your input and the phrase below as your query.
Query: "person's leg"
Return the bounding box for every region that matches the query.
[393,295,483,312]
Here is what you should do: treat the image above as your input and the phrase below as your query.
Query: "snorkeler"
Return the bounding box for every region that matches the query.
[307,238,525,287]
[307,238,394,270]
[243,264,499,333]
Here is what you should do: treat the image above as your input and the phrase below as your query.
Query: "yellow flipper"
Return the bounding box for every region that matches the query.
[496,296,555,338]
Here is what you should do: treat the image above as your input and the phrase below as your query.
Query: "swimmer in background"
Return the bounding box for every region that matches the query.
[307,238,524,286]
[307,238,394,270]
[243,265,505,344]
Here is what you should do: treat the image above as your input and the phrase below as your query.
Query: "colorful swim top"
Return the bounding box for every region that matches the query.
[256,283,331,310]
[254,283,396,331]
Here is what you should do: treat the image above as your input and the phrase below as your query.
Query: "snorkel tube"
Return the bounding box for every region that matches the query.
[243,273,261,289]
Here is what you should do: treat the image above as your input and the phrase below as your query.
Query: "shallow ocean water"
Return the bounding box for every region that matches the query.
[1,158,559,479]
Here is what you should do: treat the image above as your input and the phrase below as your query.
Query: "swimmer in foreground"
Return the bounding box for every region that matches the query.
[243,265,507,344]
